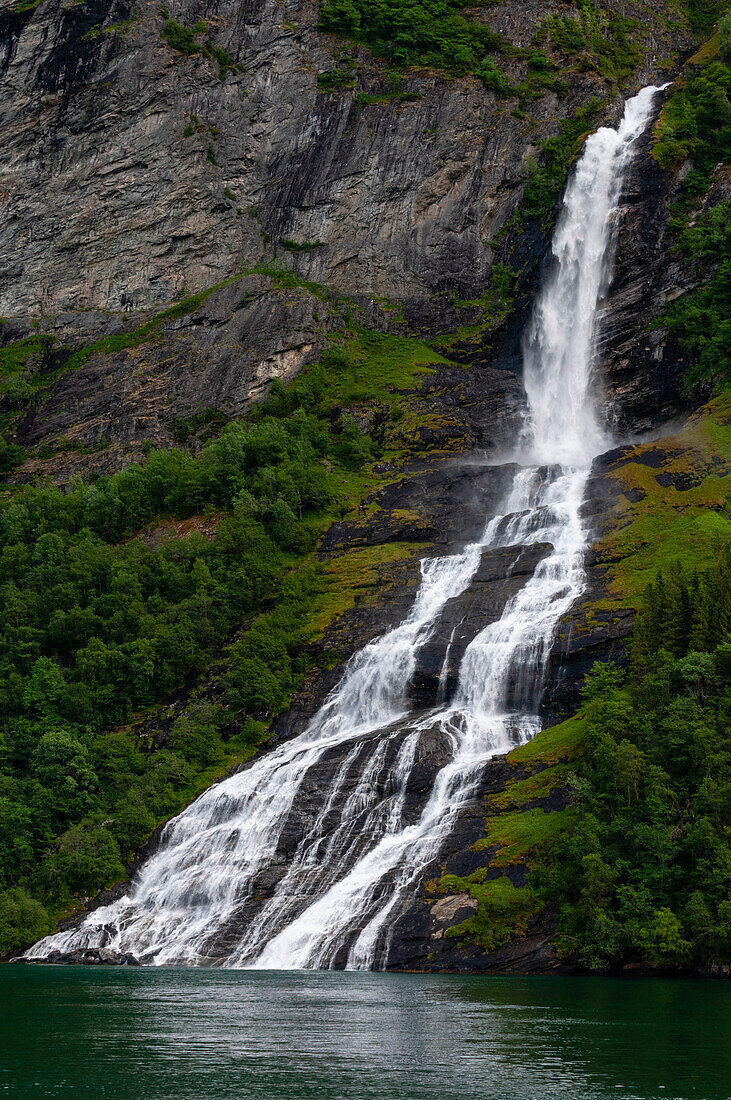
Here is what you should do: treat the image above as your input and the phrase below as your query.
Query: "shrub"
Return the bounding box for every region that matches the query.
[318,0,506,72]
[169,704,226,768]
[161,19,202,55]
[0,888,51,955]
[41,825,125,897]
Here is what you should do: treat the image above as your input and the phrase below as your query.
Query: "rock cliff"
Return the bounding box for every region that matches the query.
[1,0,725,970]
[1,0,696,481]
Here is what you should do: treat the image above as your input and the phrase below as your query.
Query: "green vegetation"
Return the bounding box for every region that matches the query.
[533,549,731,971]
[659,202,730,389]
[507,713,587,766]
[318,0,506,73]
[0,334,73,440]
[649,21,730,391]
[434,715,582,953]
[533,7,643,87]
[521,99,604,222]
[687,0,729,36]
[160,18,236,80]
[280,240,326,252]
[475,57,515,97]
[317,67,356,90]
[351,73,422,105]
[315,0,662,102]
[473,806,575,866]
[161,18,206,56]
[597,395,731,603]
[0,318,448,954]
[207,41,235,81]
[652,26,730,192]
[443,876,539,952]
[0,280,253,438]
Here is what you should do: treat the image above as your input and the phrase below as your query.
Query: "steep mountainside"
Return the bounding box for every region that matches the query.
[0,0,696,476]
[0,0,728,969]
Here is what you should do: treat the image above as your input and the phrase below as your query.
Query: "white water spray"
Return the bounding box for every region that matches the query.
[27,86,664,969]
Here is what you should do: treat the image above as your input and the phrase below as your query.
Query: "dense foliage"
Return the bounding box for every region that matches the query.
[536,549,731,971]
[318,0,505,72]
[519,99,604,223]
[0,345,373,954]
[534,4,642,86]
[652,20,731,389]
[653,23,731,189]
[660,202,730,388]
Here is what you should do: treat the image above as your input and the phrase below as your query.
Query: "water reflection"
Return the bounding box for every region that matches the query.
[1,967,728,1099]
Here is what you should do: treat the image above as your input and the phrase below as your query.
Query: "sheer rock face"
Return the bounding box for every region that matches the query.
[1,0,688,317]
[0,0,697,475]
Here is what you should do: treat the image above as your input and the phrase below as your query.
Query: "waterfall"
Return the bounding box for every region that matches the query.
[27,86,664,970]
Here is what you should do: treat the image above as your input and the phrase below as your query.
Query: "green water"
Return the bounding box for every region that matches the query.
[0,966,728,1099]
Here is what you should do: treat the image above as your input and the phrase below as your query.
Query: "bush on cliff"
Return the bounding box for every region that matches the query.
[318,0,505,71]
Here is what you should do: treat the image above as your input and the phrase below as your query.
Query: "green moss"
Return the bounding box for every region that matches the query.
[319,329,448,410]
[507,713,587,765]
[442,877,541,951]
[58,276,254,376]
[487,765,571,811]
[430,717,585,954]
[596,397,731,604]
[0,335,54,378]
[473,807,576,866]
[305,542,426,640]
[381,409,468,453]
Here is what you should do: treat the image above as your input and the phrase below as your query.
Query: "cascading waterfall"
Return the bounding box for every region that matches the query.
[27,85,664,970]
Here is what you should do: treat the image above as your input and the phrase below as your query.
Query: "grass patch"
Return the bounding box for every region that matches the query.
[305,542,426,640]
[596,396,731,604]
[508,713,587,766]
[322,329,447,409]
[473,807,576,866]
[487,765,571,811]
[442,877,541,952]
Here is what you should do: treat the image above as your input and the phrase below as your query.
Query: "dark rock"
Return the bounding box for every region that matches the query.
[411,541,553,706]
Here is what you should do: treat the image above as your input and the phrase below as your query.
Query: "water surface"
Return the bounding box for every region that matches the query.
[1,966,728,1099]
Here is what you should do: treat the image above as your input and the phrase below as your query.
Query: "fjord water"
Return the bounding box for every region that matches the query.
[28,87,663,969]
[3,966,730,1100]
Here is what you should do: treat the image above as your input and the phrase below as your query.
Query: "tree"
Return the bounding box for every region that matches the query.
[0,888,51,955]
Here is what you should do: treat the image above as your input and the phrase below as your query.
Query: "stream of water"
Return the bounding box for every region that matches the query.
[27,86,665,970]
